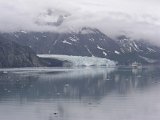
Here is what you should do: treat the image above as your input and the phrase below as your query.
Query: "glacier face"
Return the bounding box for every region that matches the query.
[38,54,116,67]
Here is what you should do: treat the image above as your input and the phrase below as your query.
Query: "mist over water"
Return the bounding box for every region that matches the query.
[0,66,160,120]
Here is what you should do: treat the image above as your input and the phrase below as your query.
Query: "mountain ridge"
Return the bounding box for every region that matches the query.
[1,27,160,65]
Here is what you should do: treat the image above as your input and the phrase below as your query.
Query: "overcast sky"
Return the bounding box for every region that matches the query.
[0,0,160,43]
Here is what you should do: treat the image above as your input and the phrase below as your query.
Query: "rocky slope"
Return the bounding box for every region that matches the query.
[0,35,41,68]
[0,35,66,68]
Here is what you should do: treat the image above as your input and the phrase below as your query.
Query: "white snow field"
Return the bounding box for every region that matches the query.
[38,54,116,67]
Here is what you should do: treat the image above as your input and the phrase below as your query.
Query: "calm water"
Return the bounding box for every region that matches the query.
[0,66,160,120]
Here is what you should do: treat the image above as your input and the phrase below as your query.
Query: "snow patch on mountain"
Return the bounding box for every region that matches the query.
[84,46,94,56]
[14,34,19,38]
[139,56,158,63]
[69,36,79,42]
[53,39,58,45]
[133,42,139,50]
[97,45,105,50]
[89,38,95,41]
[103,51,107,56]
[62,40,72,45]
[147,47,156,52]
[115,51,120,54]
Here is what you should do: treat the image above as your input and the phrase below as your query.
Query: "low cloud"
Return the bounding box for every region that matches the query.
[0,0,160,44]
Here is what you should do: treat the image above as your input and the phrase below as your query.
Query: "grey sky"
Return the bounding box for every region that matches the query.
[0,0,160,43]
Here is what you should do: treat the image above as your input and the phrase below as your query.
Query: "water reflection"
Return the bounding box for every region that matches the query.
[0,68,115,100]
[0,66,160,120]
[0,67,159,100]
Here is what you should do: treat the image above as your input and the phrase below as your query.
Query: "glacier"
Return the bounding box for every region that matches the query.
[38,54,116,67]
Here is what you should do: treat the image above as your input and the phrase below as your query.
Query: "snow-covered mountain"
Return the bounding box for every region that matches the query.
[1,27,160,65]
[115,35,160,64]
